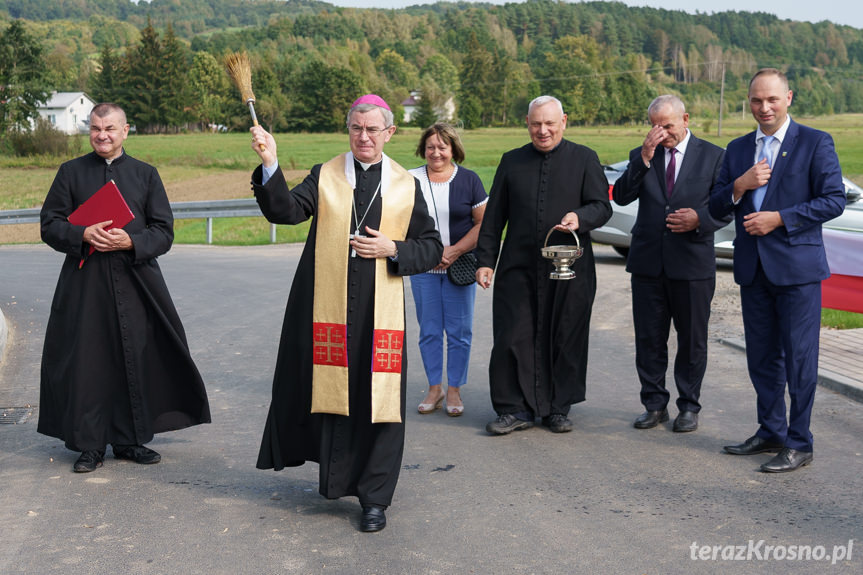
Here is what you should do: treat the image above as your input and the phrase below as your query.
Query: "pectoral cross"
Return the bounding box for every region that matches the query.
[350,233,364,258]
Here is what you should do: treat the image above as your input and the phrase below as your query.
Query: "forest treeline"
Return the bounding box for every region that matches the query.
[2,0,863,134]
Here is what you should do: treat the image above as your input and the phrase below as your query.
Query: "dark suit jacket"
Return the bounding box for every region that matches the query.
[613,134,728,281]
[709,120,846,286]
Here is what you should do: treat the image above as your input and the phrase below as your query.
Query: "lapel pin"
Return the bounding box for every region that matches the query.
[782,151,787,157]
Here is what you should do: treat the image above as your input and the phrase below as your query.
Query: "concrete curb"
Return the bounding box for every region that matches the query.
[817,369,863,404]
[719,336,863,404]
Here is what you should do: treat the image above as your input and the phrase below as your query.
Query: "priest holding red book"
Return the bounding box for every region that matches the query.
[38,103,211,473]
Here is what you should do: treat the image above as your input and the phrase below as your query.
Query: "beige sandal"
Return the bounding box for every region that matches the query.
[445,403,464,417]
[418,396,443,414]
[445,388,464,416]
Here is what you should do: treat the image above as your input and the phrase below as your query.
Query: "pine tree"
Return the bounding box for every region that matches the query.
[412,90,438,129]
[92,44,118,103]
[124,18,164,133]
[161,24,191,131]
[0,21,51,133]
[287,60,364,132]
[458,32,495,127]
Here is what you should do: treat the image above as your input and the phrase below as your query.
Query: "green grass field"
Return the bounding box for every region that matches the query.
[4,114,863,211]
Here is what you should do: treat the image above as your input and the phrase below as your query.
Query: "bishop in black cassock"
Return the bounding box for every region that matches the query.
[249,95,441,532]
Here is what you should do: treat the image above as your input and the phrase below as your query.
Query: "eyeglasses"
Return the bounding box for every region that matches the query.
[348,125,390,137]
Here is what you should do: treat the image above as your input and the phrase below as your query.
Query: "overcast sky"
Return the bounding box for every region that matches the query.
[327,0,863,30]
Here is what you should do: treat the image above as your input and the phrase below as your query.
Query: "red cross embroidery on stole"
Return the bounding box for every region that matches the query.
[312,322,348,367]
[373,329,403,373]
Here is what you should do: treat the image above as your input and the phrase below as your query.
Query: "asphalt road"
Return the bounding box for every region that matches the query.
[1,243,861,574]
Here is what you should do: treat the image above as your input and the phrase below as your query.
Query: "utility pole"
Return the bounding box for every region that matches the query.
[718,61,726,138]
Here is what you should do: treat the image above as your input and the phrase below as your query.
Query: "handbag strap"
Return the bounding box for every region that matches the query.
[424,166,442,233]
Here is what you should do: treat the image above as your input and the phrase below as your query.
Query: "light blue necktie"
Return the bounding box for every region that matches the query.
[752,135,775,211]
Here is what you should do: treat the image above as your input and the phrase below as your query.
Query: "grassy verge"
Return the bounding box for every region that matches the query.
[173,217,311,245]
[822,309,863,329]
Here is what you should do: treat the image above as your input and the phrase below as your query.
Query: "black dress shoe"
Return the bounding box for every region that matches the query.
[360,506,387,532]
[723,435,784,455]
[760,448,813,473]
[673,410,698,433]
[73,450,105,473]
[541,414,573,433]
[633,409,668,429]
[486,414,534,435]
[113,445,161,464]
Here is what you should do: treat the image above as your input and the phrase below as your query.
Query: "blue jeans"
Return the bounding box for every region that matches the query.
[410,273,476,388]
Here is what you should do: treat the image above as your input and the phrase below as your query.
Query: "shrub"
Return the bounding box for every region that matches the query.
[5,118,82,158]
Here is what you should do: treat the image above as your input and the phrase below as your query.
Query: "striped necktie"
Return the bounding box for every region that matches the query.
[665,148,677,197]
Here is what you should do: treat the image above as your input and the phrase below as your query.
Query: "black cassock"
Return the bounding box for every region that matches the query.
[252,160,441,507]
[38,151,211,452]
[476,140,612,418]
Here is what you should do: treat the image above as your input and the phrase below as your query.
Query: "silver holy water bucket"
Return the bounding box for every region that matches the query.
[540,227,584,280]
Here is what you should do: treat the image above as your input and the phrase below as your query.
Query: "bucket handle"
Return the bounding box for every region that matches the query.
[543,226,581,249]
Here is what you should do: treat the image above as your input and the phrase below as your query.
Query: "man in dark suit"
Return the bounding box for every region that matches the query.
[709,69,845,472]
[613,95,729,433]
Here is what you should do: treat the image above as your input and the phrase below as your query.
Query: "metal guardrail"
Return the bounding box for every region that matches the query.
[0,199,276,244]
[0,208,40,225]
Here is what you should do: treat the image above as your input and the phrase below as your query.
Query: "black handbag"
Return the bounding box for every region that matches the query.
[447,252,477,286]
[421,166,477,287]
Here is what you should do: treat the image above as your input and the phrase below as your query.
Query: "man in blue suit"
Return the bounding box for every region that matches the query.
[709,69,845,472]
[614,95,729,433]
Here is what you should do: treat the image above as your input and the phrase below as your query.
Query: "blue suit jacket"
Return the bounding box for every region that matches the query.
[614,135,729,281]
[708,120,845,286]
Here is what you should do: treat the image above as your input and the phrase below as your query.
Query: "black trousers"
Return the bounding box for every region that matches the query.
[631,273,715,413]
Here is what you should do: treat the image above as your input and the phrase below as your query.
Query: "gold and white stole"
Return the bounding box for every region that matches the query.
[311,152,415,423]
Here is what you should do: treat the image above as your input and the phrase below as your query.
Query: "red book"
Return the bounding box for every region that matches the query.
[68,180,135,262]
